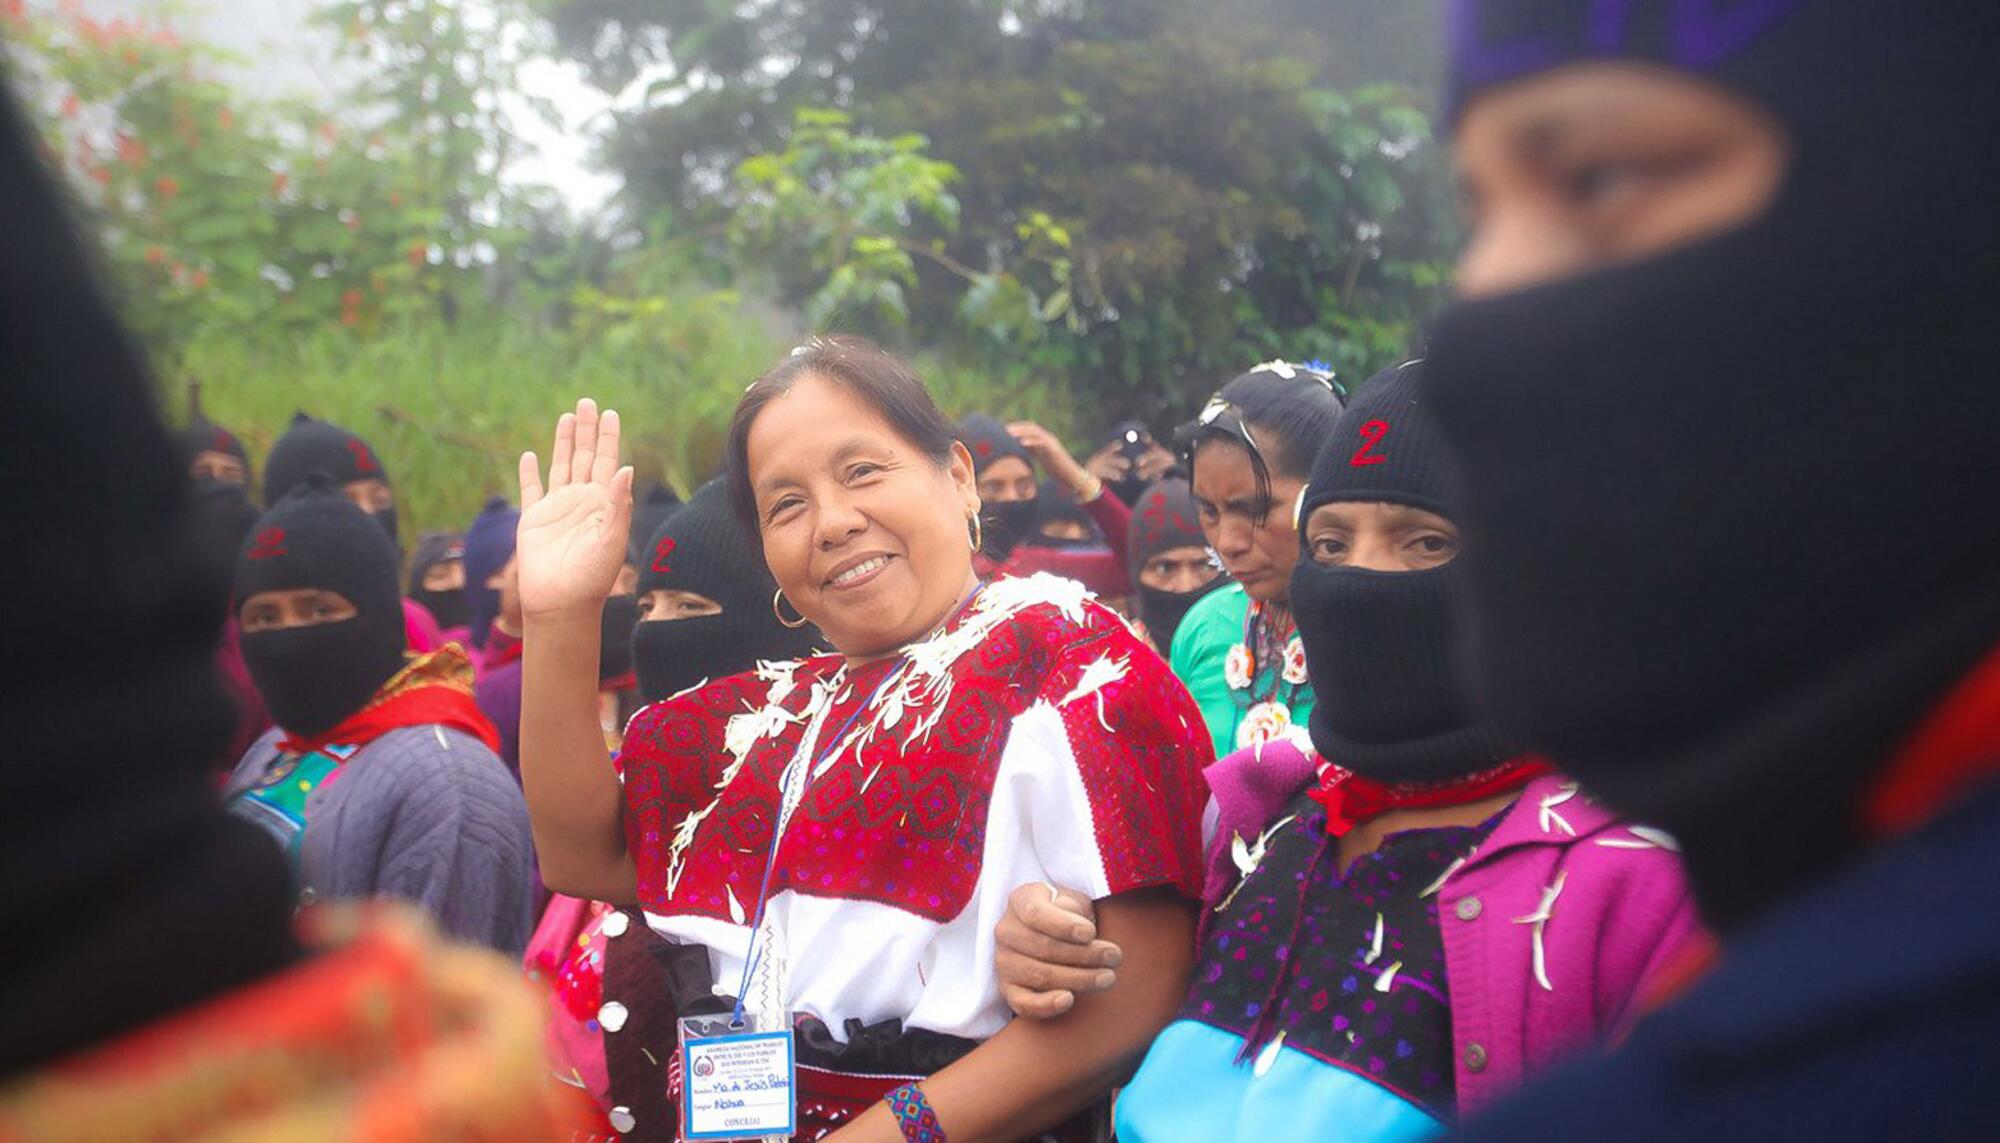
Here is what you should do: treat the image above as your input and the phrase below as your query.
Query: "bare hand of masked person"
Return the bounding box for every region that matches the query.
[995,882,1125,1019]
[517,398,635,622]
[1085,442,1132,485]
[1133,441,1175,482]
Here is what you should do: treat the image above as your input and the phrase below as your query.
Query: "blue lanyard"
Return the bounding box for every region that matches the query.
[729,661,906,1028]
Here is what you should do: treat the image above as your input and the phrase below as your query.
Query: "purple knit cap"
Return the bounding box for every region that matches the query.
[1445,0,1809,120]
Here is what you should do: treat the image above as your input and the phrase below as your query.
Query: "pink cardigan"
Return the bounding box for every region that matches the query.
[1204,741,1703,1118]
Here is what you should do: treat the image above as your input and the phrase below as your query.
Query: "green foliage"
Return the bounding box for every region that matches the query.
[180,303,777,535]
[1,0,552,350]
[0,0,1461,532]
[4,5,292,345]
[915,353,1082,439]
[731,109,958,327]
[728,108,1075,348]
[313,0,555,283]
[546,0,1458,420]
[1,0,780,536]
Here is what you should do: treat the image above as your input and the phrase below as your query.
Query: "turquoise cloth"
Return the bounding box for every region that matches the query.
[1169,584,1315,757]
[226,743,351,878]
[1117,1019,1444,1143]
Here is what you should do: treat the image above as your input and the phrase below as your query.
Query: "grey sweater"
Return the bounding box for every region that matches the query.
[226,724,538,957]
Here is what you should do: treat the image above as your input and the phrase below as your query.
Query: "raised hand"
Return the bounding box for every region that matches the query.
[1006,420,1094,498]
[517,398,635,622]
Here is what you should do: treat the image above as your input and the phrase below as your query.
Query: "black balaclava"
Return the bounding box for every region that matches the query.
[462,496,519,649]
[1429,2,2000,929]
[632,482,821,704]
[0,86,297,1076]
[599,592,639,683]
[984,498,1040,564]
[262,412,397,546]
[1128,475,1224,651]
[181,414,251,485]
[626,483,685,570]
[187,478,263,590]
[956,413,1038,562]
[1026,479,1102,551]
[608,486,682,678]
[406,530,470,632]
[236,479,409,740]
[1100,419,1154,506]
[1290,362,1510,783]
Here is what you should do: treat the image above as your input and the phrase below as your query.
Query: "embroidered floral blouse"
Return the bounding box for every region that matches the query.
[616,575,1214,1046]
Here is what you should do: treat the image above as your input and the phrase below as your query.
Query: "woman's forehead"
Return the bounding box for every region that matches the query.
[1191,439,1259,492]
[748,376,900,479]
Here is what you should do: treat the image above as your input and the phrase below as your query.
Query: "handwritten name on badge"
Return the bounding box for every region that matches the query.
[682,1030,796,1140]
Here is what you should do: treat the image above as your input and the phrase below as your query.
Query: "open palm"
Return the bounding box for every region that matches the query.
[516,398,635,620]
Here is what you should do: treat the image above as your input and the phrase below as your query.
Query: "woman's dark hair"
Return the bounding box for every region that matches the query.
[1176,362,1345,518]
[725,335,958,530]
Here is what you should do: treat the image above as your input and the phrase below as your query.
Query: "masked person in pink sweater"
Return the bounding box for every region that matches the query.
[994,362,1701,1140]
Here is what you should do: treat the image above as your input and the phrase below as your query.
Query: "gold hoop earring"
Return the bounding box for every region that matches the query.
[772,589,809,629]
[968,514,984,554]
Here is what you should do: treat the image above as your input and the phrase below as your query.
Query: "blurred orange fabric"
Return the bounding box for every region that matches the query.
[0,905,597,1142]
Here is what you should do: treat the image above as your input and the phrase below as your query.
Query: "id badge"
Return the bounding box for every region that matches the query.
[677,1012,797,1142]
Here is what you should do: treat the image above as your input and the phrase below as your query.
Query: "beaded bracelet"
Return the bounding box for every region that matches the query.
[884,1082,947,1143]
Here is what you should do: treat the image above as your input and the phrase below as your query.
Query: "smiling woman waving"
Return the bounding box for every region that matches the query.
[514,336,1212,1142]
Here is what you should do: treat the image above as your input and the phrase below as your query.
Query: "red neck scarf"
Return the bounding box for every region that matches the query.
[277,645,500,758]
[1309,755,1555,837]
[1863,640,2000,839]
